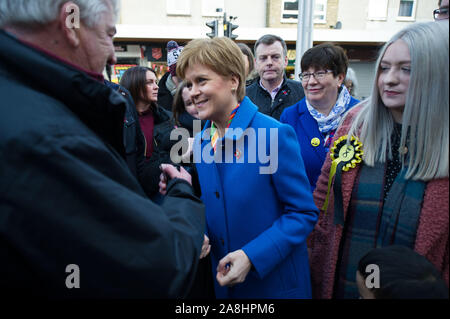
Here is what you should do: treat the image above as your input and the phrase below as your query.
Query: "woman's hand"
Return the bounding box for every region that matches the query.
[216,249,252,287]
[200,235,211,259]
[158,164,192,195]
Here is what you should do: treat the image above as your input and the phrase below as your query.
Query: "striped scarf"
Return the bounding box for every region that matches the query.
[210,104,240,153]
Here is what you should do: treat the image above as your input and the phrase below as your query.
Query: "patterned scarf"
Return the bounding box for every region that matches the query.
[333,162,426,299]
[306,85,352,135]
[210,104,240,153]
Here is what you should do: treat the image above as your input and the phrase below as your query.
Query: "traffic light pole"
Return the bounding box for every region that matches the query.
[206,11,238,39]
[295,0,314,81]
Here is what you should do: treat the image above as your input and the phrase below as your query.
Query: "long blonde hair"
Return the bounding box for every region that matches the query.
[347,21,449,181]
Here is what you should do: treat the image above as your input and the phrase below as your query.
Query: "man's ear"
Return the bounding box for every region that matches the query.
[59,2,81,47]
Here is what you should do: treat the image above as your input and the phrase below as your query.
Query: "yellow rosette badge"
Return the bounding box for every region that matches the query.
[322,135,363,214]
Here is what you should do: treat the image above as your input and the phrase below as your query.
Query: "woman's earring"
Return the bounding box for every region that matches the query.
[231,87,237,93]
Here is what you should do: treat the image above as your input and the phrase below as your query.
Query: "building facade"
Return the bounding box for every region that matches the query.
[113,0,436,99]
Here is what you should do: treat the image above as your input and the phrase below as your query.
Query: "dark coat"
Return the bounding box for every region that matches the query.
[245,76,305,121]
[104,80,144,179]
[139,105,181,197]
[157,72,175,111]
[104,81,180,198]
[0,30,205,298]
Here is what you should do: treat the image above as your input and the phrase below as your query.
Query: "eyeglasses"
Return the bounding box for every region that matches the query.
[299,70,333,82]
[433,7,449,20]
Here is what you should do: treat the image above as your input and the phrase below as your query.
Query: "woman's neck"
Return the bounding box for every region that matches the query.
[136,100,152,115]
[213,100,239,137]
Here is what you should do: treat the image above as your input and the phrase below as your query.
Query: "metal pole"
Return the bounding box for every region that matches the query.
[295,0,314,81]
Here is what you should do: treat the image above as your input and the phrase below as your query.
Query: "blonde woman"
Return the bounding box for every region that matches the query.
[309,21,449,299]
[161,37,318,298]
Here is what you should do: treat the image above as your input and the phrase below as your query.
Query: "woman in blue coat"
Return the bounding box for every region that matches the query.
[280,43,359,191]
[167,37,319,299]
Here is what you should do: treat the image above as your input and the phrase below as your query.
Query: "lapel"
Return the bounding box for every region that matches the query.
[194,97,258,200]
[296,100,327,162]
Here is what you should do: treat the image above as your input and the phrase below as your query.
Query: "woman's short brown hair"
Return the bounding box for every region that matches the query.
[300,43,349,77]
[176,37,246,102]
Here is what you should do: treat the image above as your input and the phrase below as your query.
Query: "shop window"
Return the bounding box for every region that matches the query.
[397,0,417,20]
[368,0,388,20]
[167,0,191,16]
[281,0,327,24]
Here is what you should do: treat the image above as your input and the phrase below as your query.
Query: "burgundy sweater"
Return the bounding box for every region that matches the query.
[308,106,449,299]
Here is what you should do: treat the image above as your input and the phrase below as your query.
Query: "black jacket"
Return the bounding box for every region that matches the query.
[245,76,305,121]
[0,30,205,298]
[157,72,175,111]
[104,80,144,179]
[140,105,182,197]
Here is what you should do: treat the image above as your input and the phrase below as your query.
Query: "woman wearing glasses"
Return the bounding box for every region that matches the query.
[309,21,448,299]
[280,43,359,191]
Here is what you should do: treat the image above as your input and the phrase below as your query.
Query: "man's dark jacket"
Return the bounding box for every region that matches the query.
[0,30,205,298]
[246,76,305,121]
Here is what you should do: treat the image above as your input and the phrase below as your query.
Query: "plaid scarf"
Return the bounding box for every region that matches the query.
[333,162,426,299]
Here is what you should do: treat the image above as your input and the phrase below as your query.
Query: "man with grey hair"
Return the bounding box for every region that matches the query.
[246,34,305,121]
[0,0,205,298]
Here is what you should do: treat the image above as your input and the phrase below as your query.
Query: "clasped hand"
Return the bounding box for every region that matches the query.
[216,249,252,287]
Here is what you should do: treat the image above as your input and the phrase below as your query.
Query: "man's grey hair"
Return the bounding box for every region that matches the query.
[0,0,119,28]
[254,34,288,58]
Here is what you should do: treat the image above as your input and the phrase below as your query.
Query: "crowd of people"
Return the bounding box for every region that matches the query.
[0,0,448,300]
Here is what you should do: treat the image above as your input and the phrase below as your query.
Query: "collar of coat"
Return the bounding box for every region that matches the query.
[256,75,288,92]
[199,96,258,143]
[0,30,128,156]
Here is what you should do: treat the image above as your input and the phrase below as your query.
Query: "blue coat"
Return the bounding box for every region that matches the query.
[193,97,319,298]
[280,97,359,191]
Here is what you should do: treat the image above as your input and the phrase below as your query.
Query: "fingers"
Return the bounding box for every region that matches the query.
[177,166,192,185]
[160,165,192,186]
[160,164,178,179]
[216,255,232,286]
[217,254,231,274]
[216,250,252,287]
[158,172,167,195]
[200,244,211,259]
[200,235,211,259]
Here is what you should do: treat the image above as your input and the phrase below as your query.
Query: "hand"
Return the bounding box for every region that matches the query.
[200,235,211,259]
[216,249,252,287]
[158,164,192,195]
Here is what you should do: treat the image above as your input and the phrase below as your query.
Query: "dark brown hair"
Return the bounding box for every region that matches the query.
[237,43,255,76]
[254,34,287,57]
[119,66,155,106]
[300,43,348,77]
[172,81,189,126]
